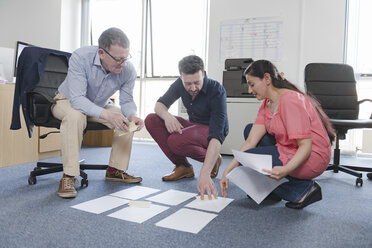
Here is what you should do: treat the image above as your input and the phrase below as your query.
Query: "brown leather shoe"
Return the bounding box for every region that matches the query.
[162,165,195,181]
[210,154,222,178]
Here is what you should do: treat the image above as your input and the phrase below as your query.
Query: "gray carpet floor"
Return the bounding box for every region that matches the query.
[0,141,372,248]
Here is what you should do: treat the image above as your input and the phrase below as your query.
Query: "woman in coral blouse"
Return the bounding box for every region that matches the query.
[220,60,335,209]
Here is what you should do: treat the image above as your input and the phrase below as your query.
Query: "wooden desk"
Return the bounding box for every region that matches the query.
[82,129,113,147]
[0,84,61,168]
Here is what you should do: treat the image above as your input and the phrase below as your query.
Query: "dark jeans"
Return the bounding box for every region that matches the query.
[243,124,313,203]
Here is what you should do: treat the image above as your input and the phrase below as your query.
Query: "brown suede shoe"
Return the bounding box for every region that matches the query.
[106,170,142,183]
[162,165,195,181]
[57,176,79,198]
[210,154,222,178]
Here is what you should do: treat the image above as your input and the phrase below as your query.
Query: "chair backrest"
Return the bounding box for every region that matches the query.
[27,53,69,127]
[33,54,69,103]
[304,63,358,120]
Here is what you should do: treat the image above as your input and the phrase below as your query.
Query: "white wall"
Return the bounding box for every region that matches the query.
[207,0,346,89]
[0,0,82,77]
[0,0,62,50]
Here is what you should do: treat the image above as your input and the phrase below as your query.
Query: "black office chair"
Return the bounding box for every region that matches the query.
[305,63,372,186]
[13,46,108,187]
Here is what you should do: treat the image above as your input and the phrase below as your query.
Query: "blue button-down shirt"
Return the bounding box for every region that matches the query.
[158,74,229,144]
[58,46,137,119]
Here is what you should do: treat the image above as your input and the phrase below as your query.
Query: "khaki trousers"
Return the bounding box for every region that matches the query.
[51,93,134,176]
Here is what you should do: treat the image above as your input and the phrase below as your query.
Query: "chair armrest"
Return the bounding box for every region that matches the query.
[358,99,372,105]
[358,99,372,119]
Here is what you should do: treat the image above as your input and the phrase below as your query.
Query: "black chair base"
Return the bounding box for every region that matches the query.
[368,173,372,180]
[326,164,363,187]
[28,160,108,187]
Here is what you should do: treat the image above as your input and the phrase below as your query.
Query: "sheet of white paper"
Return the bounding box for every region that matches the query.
[71,196,129,214]
[185,196,234,213]
[227,166,288,204]
[232,149,272,175]
[146,189,197,206]
[156,208,217,234]
[110,186,160,200]
[108,204,169,224]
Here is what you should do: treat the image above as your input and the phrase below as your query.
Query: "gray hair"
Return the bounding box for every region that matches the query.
[98,27,130,49]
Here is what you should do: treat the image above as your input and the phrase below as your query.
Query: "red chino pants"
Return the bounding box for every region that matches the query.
[145,113,209,166]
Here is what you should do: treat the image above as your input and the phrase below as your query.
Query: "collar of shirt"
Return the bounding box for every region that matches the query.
[200,72,209,95]
[93,49,107,73]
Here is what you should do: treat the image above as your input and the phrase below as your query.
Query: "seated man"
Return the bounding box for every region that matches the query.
[145,55,229,199]
[52,27,144,198]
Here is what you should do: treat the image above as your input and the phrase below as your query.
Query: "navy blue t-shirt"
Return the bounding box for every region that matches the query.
[157,74,229,144]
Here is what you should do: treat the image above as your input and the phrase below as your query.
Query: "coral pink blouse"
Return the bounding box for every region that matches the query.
[254,90,331,179]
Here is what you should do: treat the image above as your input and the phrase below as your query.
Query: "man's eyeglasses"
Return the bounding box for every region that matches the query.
[100,47,132,64]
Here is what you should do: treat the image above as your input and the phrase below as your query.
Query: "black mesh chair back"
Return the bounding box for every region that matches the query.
[305,63,372,186]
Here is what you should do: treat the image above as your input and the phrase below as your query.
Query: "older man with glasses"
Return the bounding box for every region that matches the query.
[52,27,144,198]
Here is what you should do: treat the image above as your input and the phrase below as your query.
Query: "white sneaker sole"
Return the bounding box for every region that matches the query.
[58,192,77,198]
[105,177,142,183]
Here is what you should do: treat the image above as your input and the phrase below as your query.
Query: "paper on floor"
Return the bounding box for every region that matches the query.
[108,204,169,223]
[71,195,130,214]
[195,195,217,201]
[227,166,287,204]
[156,208,217,234]
[232,149,272,175]
[186,196,234,213]
[146,189,197,206]
[110,186,160,200]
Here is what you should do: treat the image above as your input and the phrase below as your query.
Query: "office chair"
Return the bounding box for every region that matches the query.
[305,63,372,186]
[13,46,108,187]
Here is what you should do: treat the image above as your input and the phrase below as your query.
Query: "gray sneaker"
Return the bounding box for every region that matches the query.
[105,170,142,183]
[57,176,79,198]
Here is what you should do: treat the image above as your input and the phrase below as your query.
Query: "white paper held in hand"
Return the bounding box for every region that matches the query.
[117,122,138,136]
[232,149,272,175]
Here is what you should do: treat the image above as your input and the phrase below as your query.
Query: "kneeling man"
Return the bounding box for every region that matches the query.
[145,55,228,199]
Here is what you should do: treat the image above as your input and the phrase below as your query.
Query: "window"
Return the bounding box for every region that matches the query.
[344,0,372,154]
[148,0,208,77]
[89,1,208,124]
[90,0,142,74]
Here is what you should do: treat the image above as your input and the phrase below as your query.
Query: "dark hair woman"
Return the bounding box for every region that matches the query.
[220,60,335,209]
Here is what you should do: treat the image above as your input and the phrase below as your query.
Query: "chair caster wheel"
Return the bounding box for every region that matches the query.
[367,173,372,180]
[356,178,363,187]
[81,179,88,187]
[28,176,37,185]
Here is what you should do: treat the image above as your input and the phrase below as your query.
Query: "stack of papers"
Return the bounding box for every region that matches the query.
[227,149,288,204]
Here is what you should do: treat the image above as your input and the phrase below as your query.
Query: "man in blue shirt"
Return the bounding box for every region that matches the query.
[145,55,229,199]
[52,27,144,198]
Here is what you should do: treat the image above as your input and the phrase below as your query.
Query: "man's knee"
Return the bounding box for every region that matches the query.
[145,113,162,130]
[63,110,87,129]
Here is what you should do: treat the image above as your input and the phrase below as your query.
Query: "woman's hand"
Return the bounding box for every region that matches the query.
[219,175,229,197]
[263,166,289,181]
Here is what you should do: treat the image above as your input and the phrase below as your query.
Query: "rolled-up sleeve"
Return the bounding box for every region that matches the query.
[157,78,182,108]
[208,88,227,144]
